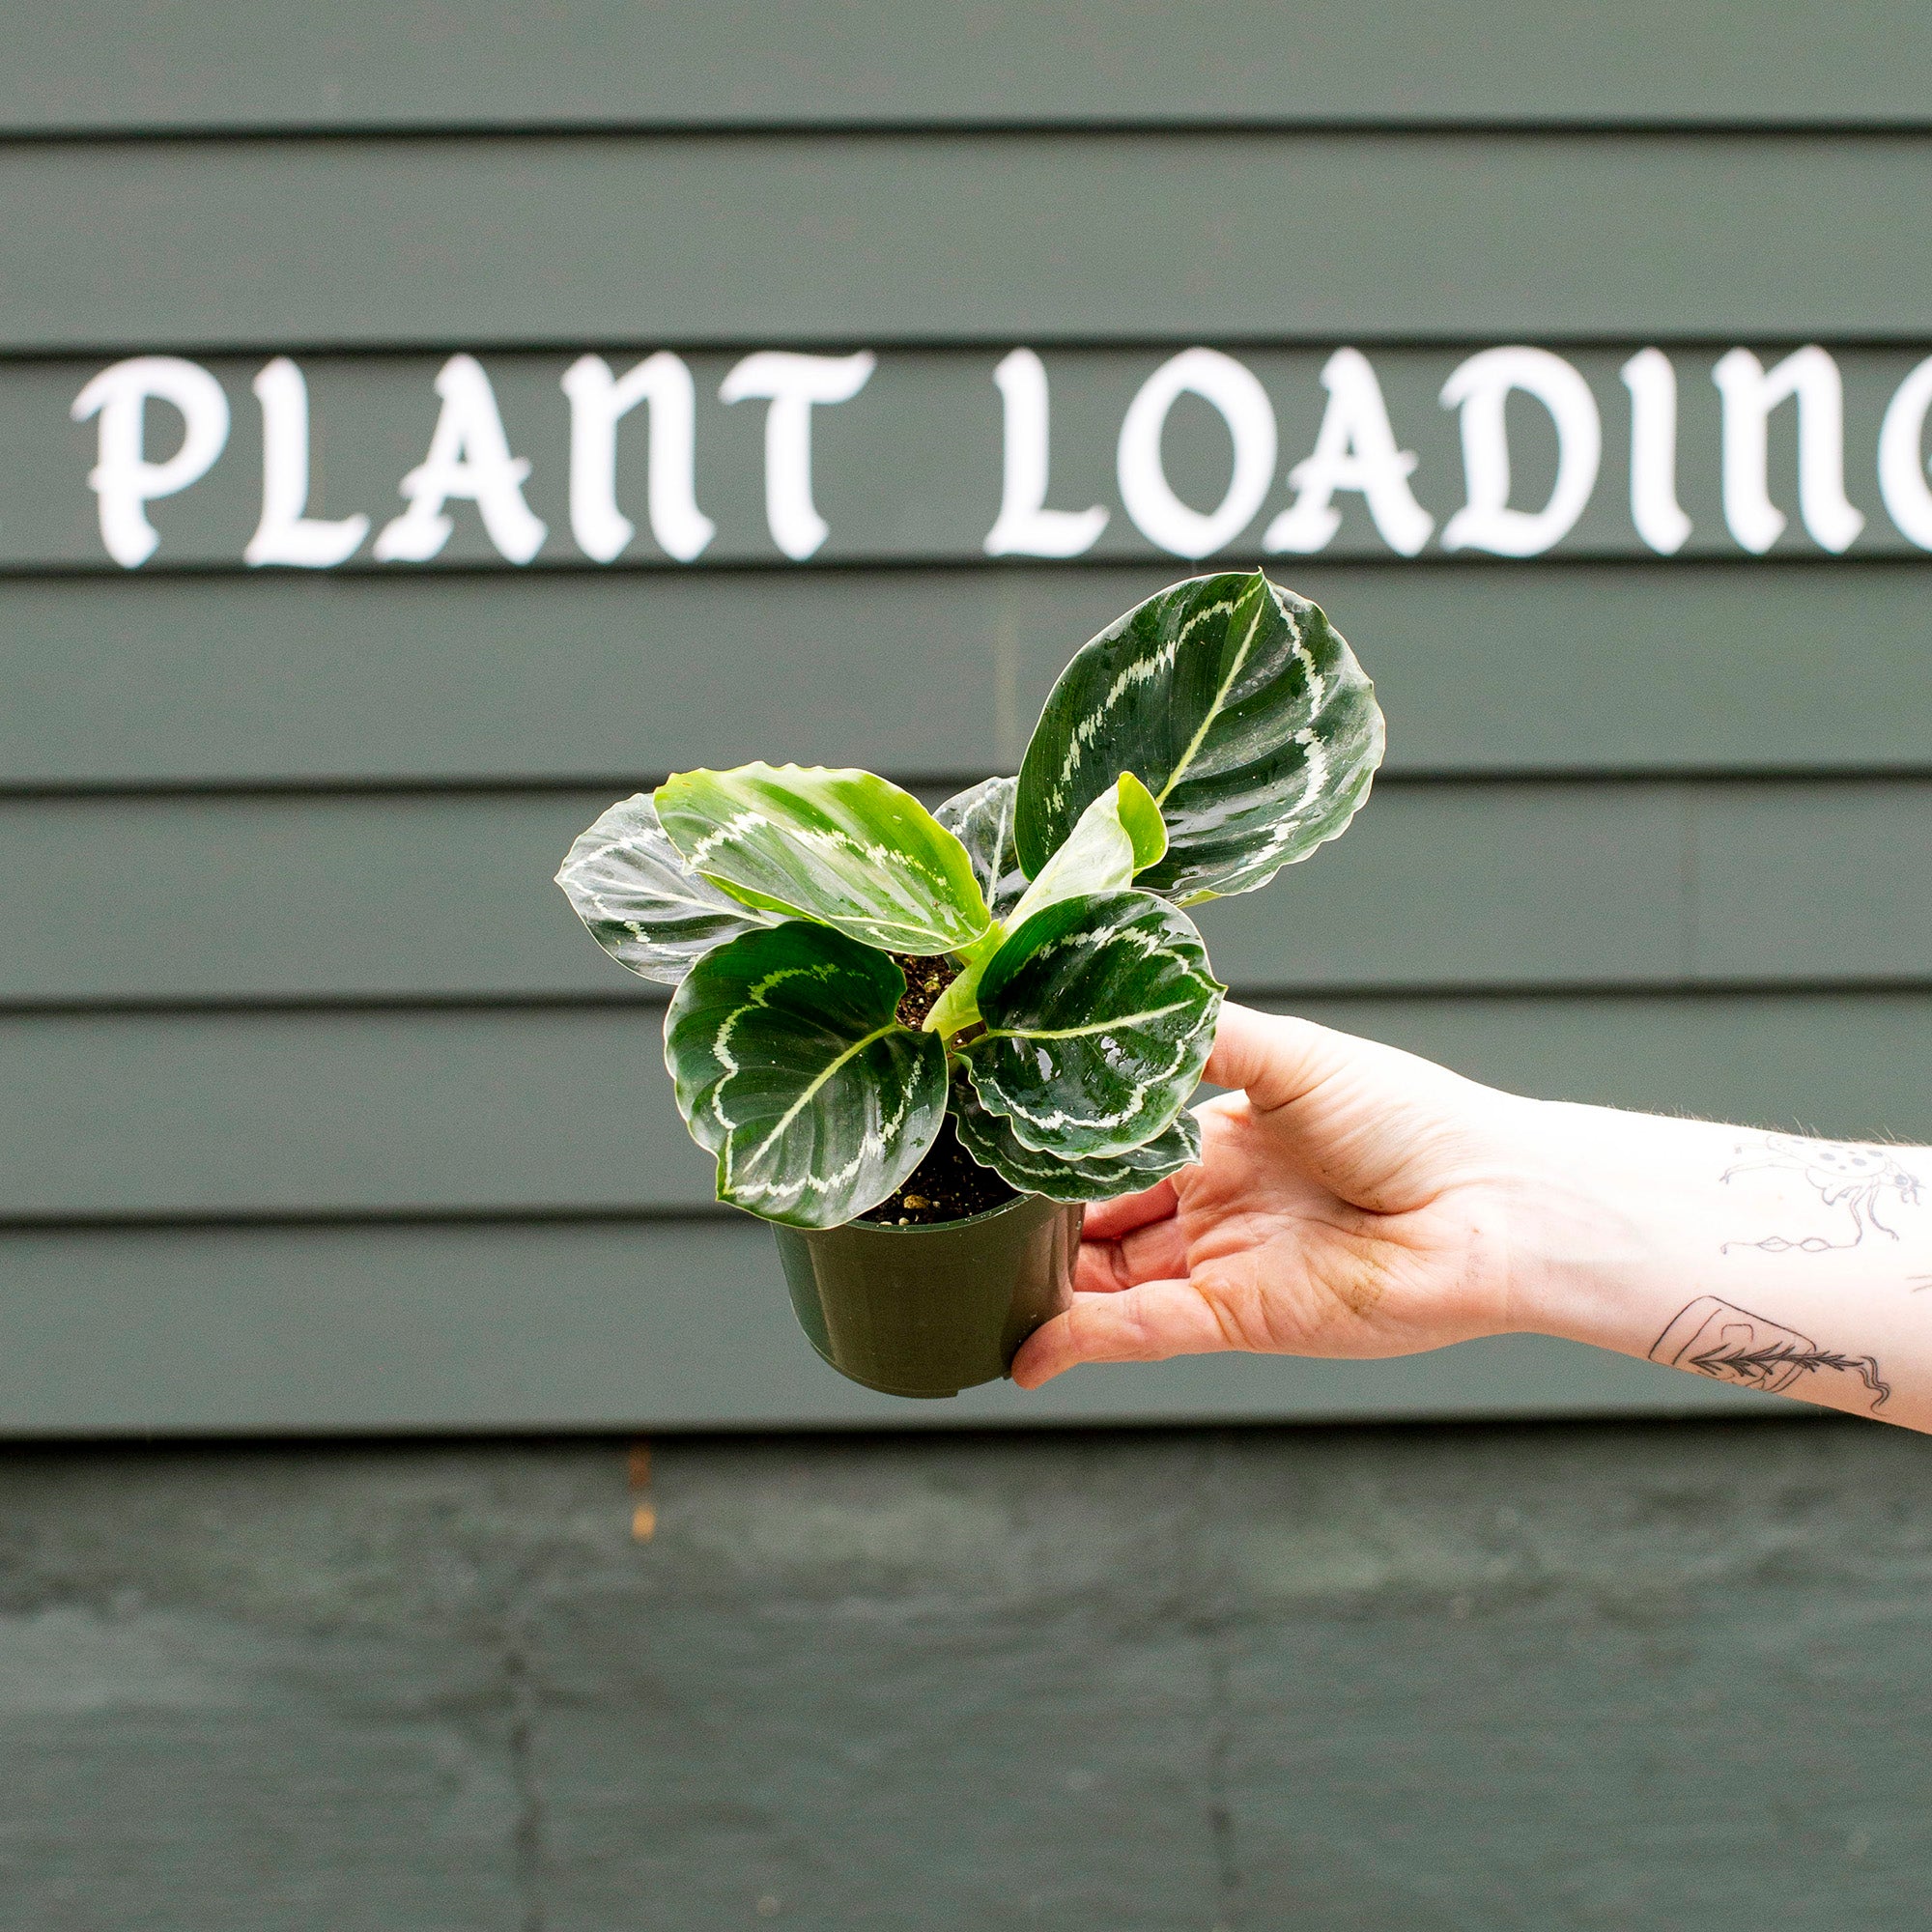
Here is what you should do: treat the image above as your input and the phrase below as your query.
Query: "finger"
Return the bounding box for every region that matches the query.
[1204,1001,1495,1212]
[1080,1178,1179,1241]
[1074,1213,1189,1294]
[1011,1279,1236,1388]
[1205,1001,1358,1115]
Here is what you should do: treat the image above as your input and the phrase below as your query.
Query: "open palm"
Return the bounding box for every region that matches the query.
[1011,1004,1539,1388]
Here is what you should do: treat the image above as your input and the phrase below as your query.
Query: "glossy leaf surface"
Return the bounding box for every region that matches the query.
[933,775,1028,919]
[923,774,1167,1040]
[554,792,778,986]
[960,891,1221,1159]
[656,762,992,955]
[1016,570,1384,904]
[664,921,948,1228]
[1006,772,1165,929]
[952,1079,1203,1202]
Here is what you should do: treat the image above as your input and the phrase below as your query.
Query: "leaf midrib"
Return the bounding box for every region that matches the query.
[980,998,1194,1043]
[740,1021,905,1168]
[1154,582,1268,808]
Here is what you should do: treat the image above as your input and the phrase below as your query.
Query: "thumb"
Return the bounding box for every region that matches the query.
[1011,1280,1234,1388]
[1205,1001,1362,1114]
[1203,1002,1492,1214]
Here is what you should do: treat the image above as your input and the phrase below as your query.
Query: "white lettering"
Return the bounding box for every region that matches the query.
[373,355,548,565]
[1264,347,1432,556]
[720,350,875,561]
[1878,355,1932,551]
[1440,347,1601,556]
[561,353,715,564]
[71,355,231,569]
[983,348,1108,558]
[1618,349,1692,556]
[1117,348,1276,559]
[1712,346,1863,555]
[244,357,369,569]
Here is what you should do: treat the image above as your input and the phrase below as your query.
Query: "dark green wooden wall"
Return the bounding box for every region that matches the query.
[5,3,1931,1433]
[8,1420,1932,1930]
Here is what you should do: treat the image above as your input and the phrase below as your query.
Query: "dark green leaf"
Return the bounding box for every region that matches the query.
[960,891,1221,1159]
[664,921,948,1228]
[554,792,779,986]
[922,773,1168,1040]
[952,1078,1203,1202]
[1016,570,1384,905]
[933,775,1028,919]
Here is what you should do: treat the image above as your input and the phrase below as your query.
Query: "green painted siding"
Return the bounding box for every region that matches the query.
[10,780,1932,1004]
[9,136,1932,349]
[6,567,1930,787]
[8,992,1928,1225]
[8,2,1932,130]
[9,3,1932,131]
[3,3,1929,1434]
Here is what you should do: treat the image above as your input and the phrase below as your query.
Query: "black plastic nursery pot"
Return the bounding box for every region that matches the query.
[772,1192,1084,1398]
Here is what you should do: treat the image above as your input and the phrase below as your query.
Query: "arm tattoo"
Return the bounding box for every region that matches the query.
[1719,1133,1922,1254]
[1650,1296,1891,1411]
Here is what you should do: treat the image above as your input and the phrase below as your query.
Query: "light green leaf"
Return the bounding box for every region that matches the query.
[959,891,1222,1160]
[554,793,780,986]
[1016,571,1385,905]
[1115,771,1169,873]
[656,762,992,955]
[923,774,1168,1039]
[933,775,1028,919]
[664,921,949,1229]
[1007,772,1165,929]
[952,1078,1203,1202]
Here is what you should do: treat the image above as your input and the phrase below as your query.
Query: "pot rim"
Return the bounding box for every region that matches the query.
[807,1188,1064,1237]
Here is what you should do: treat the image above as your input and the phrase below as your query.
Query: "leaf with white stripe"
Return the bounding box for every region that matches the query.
[959,891,1221,1160]
[657,763,992,954]
[922,773,1167,1041]
[934,775,1028,919]
[952,1078,1203,1202]
[554,793,780,986]
[1006,771,1165,929]
[1016,570,1384,905]
[664,921,948,1229]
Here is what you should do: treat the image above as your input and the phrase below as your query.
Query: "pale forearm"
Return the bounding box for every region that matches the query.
[1513,1103,1932,1431]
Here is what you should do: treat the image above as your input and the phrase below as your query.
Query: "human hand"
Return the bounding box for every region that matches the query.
[1010,1002,1544,1388]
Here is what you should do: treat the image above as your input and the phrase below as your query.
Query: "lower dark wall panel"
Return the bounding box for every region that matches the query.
[0,1216,1764,1434]
[6,1424,1923,1929]
[3,991,1926,1218]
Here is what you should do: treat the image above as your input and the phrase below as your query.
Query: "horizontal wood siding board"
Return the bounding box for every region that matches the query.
[1689,783,1932,980]
[0,1216,1767,1435]
[6,2,1932,134]
[6,566,1930,789]
[11,779,1932,1005]
[5,992,1927,1220]
[9,136,1932,349]
[15,347,1932,569]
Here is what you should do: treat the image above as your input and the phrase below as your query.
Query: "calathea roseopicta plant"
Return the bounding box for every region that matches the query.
[555,570,1384,1229]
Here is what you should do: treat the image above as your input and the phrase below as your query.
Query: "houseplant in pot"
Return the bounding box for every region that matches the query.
[555,569,1385,1398]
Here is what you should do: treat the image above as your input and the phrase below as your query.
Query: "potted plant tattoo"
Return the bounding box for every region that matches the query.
[556,570,1384,1398]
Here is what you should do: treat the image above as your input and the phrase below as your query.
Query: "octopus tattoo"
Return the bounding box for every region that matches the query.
[1719,1134,1922,1254]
